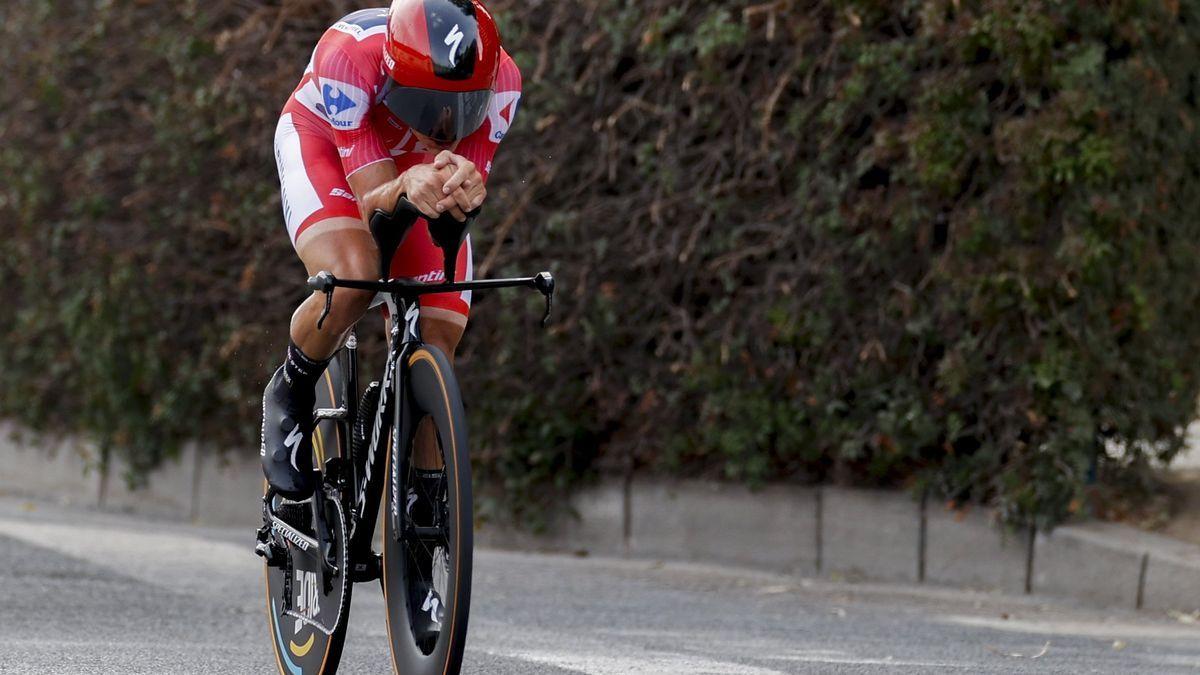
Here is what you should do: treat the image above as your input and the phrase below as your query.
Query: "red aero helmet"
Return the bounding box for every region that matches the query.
[382,0,501,143]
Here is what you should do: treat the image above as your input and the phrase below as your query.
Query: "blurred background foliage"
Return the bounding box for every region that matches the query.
[2,0,1199,529]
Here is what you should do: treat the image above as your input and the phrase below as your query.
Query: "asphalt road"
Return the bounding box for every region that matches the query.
[2,497,1200,674]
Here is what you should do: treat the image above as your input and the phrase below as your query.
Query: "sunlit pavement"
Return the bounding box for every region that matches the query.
[1,496,1199,674]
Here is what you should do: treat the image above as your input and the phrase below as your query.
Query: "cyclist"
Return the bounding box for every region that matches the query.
[261,0,521,500]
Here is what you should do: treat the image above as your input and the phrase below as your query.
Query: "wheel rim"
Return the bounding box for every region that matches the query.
[382,346,472,674]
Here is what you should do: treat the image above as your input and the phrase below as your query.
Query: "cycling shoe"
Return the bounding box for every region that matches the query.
[261,365,319,500]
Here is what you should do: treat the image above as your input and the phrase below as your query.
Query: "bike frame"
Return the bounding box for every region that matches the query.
[311,272,555,569]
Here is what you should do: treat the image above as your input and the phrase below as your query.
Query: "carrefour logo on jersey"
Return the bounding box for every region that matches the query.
[316,79,370,130]
[488,91,521,143]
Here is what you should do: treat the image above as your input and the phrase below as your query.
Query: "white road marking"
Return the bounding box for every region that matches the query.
[481,647,787,675]
[770,652,968,668]
[471,619,974,673]
[940,614,1200,642]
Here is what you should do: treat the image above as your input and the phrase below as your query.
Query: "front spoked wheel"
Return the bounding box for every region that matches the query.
[383,345,473,675]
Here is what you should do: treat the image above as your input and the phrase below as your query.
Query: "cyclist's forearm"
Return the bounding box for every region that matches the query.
[348,161,406,222]
[359,176,408,220]
[353,162,453,220]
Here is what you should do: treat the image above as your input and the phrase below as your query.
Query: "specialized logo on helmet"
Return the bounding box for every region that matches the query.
[444,24,465,67]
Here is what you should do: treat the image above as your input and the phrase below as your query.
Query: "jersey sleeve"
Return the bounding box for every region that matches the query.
[308,43,391,177]
[455,54,523,184]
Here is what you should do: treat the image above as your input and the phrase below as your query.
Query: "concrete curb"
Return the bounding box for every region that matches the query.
[480,480,1200,613]
[924,502,1030,595]
[0,425,101,507]
[1033,524,1145,608]
[3,423,1199,612]
[0,422,263,530]
[628,480,820,574]
[821,487,920,582]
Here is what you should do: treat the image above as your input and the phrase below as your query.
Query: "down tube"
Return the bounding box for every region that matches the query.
[351,349,395,557]
[388,346,419,543]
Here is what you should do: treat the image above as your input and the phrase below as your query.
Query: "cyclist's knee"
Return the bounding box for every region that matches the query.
[421,317,464,363]
[318,250,377,332]
[325,286,374,329]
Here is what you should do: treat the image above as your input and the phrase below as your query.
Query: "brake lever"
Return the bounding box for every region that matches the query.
[308,272,337,331]
[533,271,555,327]
[317,291,333,331]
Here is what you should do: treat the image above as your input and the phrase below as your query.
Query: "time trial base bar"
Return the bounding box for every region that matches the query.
[306,195,556,329]
[306,270,556,328]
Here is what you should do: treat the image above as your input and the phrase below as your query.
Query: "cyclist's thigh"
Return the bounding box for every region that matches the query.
[390,221,474,329]
[297,226,379,282]
[274,111,369,260]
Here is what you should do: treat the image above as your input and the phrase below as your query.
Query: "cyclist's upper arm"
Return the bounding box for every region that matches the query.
[309,44,390,177]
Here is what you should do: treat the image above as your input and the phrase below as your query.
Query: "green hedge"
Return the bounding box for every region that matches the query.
[3,0,1199,528]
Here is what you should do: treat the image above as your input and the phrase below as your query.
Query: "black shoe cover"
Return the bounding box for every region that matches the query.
[260,365,318,500]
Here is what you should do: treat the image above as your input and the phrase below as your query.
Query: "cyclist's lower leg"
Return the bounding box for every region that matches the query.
[261,226,378,499]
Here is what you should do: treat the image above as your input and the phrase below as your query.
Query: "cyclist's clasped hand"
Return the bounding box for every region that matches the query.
[399,153,484,223]
[400,163,457,220]
[435,151,486,220]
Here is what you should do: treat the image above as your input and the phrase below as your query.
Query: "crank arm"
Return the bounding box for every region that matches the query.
[270,515,320,554]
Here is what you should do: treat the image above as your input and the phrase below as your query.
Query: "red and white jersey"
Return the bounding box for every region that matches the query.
[281,7,522,180]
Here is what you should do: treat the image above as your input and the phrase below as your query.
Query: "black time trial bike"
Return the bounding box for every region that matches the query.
[254,197,554,675]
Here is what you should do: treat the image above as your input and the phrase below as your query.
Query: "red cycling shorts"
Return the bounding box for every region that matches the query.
[273,112,473,324]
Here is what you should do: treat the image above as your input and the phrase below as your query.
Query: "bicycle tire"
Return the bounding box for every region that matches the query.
[382,344,473,675]
[264,354,354,675]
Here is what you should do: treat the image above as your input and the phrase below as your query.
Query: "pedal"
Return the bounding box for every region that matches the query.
[351,551,383,583]
[255,539,283,567]
[254,526,285,567]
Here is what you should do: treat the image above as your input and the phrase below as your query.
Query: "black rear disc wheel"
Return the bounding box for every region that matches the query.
[264,356,353,675]
[383,345,473,675]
